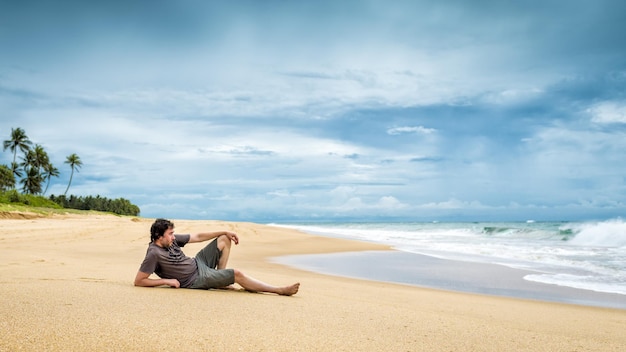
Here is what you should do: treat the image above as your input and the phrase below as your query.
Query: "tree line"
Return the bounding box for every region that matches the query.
[49,194,140,216]
[1,127,140,216]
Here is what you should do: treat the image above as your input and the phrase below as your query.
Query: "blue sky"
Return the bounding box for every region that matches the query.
[1,0,625,222]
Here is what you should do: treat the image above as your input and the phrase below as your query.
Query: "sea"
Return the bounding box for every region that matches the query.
[269,219,626,297]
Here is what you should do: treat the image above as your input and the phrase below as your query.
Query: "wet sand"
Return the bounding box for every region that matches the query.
[272,250,626,309]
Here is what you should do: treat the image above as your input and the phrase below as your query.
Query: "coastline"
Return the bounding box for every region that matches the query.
[1,214,625,351]
[272,250,626,309]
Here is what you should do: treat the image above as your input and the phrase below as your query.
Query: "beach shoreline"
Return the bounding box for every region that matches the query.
[1,214,625,351]
[272,250,626,310]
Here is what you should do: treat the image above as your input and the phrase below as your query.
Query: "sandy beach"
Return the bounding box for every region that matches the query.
[1,213,625,351]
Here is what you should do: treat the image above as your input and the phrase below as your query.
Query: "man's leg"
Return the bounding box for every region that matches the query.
[233,269,300,296]
[215,235,232,269]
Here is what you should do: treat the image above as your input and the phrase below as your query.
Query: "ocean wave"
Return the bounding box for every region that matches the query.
[269,219,626,295]
[566,219,626,247]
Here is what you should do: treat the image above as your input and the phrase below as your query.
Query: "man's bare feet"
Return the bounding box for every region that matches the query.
[278,283,300,296]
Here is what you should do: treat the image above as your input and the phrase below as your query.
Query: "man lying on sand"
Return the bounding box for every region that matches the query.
[134,218,300,296]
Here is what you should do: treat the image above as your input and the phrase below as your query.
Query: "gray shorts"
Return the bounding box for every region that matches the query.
[189,239,235,289]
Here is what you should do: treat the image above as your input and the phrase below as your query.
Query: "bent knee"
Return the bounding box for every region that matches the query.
[217,234,232,249]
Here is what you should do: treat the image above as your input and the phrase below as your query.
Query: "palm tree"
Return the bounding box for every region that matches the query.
[3,127,32,164]
[0,164,15,191]
[19,150,42,194]
[20,167,42,194]
[33,144,49,174]
[19,150,37,174]
[64,153,82,196]
[42,162,60,195]
[3,127,32,182]
[10,162,23,179]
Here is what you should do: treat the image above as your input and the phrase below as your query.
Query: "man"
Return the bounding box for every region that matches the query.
[134,218,300,296]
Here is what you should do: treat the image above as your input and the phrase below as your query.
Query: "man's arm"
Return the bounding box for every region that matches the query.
[134,271,180,288]
[188,231,239,244]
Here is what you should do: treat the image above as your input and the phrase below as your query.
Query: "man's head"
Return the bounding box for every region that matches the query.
[150,218,174,245]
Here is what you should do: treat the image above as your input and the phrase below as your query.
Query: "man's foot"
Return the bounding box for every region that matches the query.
[278,283,300,296]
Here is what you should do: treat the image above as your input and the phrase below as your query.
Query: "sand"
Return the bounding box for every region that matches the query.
[0,213,624,351]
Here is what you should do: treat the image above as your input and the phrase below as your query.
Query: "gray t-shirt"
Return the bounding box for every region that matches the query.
[138,234,198,288]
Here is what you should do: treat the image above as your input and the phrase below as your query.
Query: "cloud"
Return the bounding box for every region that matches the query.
[419,198,487,210]
[378,196,407,209]
[387,126,436,135]
[2,1,626,221]
[588,101,626,124]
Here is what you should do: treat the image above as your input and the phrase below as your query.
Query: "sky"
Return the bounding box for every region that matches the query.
[1,0,625,222]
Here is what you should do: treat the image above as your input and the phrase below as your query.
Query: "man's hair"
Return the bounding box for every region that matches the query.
[150,218,174,243]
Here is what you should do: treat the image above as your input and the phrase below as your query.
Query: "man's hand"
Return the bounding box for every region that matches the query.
[225,231,239,245]
[165,278,180,288]
[134,271,180,288]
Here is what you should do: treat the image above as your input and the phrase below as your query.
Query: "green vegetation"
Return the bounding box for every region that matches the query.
[49,194,140,216]
[1,127,140,216]
[0,190,140,217]
[0,195,124,217]
[0,201,70,216]
[0,190,62,209]
[0,164,14,191]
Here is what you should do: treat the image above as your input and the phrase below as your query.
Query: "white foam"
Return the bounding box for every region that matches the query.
[525,273,626,295]
[568,219,626,247]
[269,220,626,296]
